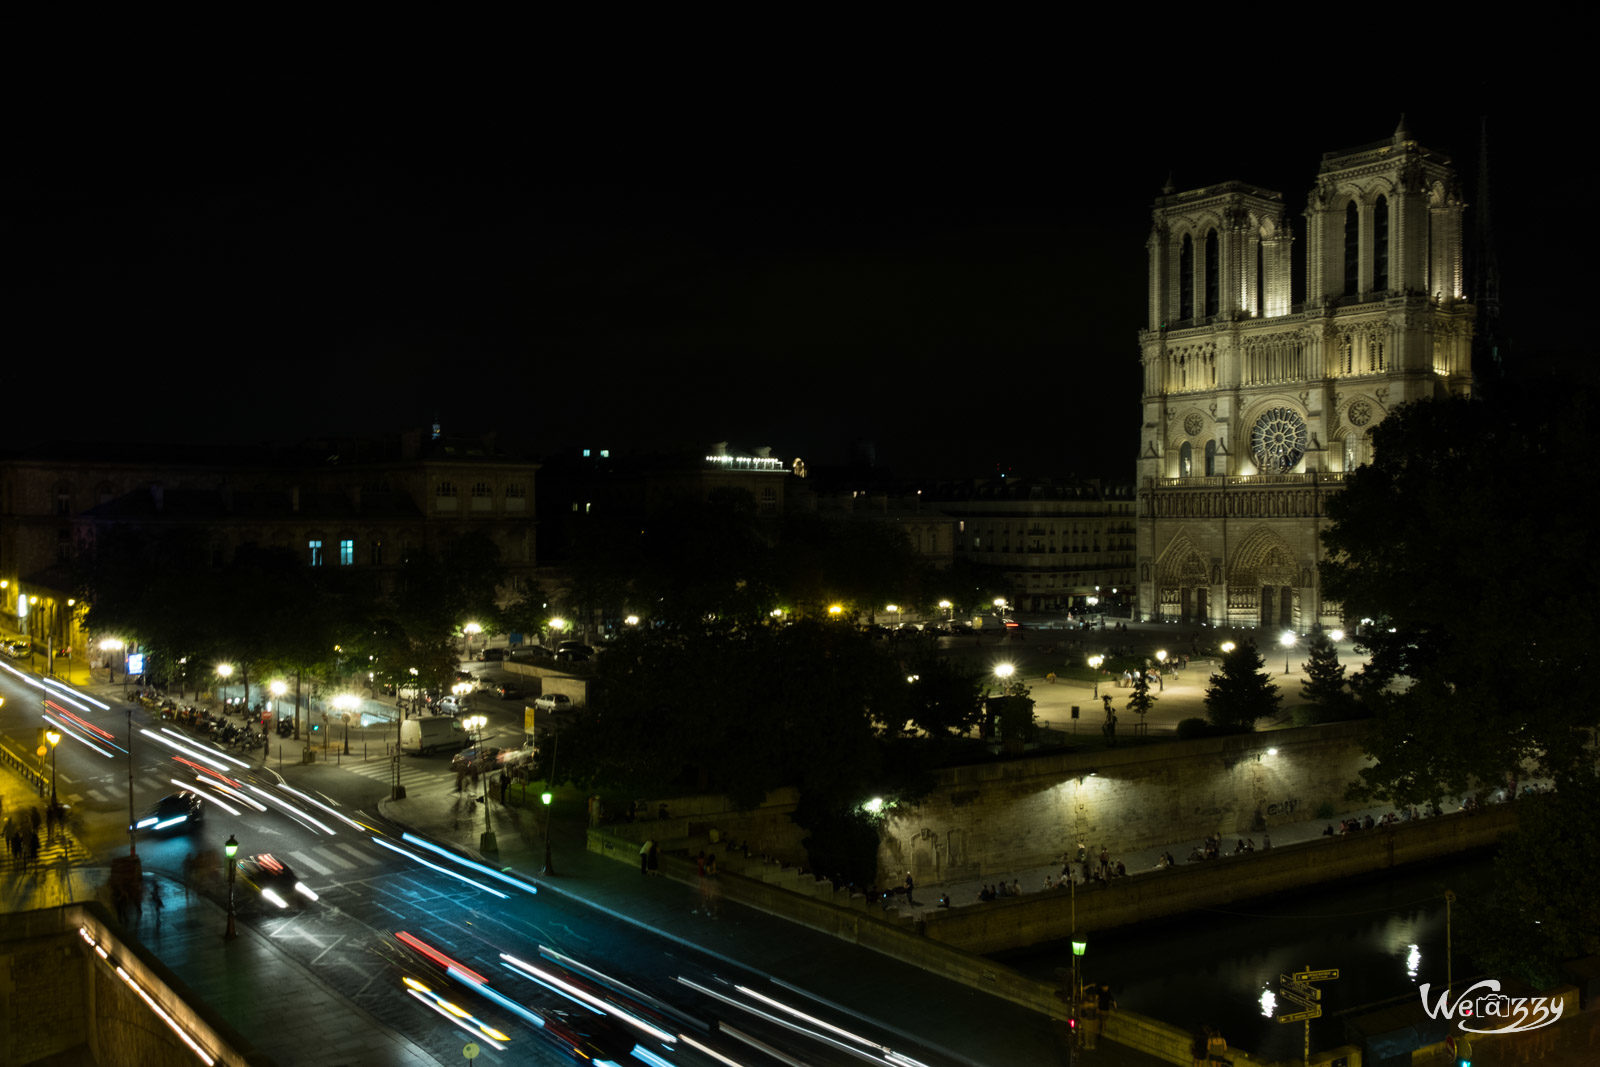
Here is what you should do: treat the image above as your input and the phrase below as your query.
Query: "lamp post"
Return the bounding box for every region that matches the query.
[126,707,137,857]
[224,834,239,940]
[541,729,559,876]
[1087,655,1104,699]
[1154,649,1167,691]
[463,714,496,855]
[216,663,234,709]
[100,637,124,684]
[333,693,358,756]
[46,729,61,808]
[1279,630,1295,675]
[462,620,482,661]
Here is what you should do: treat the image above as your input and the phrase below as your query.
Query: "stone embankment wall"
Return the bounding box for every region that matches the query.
[0,902,256,1066]
[877,721,1373,885]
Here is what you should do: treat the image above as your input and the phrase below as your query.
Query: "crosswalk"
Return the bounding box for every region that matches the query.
[279,839,380,880]
[70,754,453,808]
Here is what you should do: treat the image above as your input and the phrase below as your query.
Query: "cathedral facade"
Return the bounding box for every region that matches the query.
[1136,124,1474,629]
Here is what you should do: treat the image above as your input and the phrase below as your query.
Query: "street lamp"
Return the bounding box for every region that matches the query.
[1087,655,1104,699]
[938,599,953,623]
[46,729,61,808]
[333,693,359,755]
[216,663,234,708]
[224,834,239,940]
[462,620,482,660]
[462,714,496,855]
[1279,630,1296,675]
[1220,641,1236,655]
[100,637,125,683]
[1154,649,1167,691]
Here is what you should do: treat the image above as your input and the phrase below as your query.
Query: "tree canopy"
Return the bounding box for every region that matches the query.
[1203,641,1279,732]
[1321,383,1600,803]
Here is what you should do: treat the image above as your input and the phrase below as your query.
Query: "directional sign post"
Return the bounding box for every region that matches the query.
[1277,964,1338,1067]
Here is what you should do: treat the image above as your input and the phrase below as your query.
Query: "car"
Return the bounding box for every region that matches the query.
[4,639,31,658]
[132,792,204,835]
[533,693,574,714]
[554,647,591,664]
[437,696,465,714]
[477,647,505,662]
[451,746,503,775]
[494,683,523,700]
[237,853,319,909]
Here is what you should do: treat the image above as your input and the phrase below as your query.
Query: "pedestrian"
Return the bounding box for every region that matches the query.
[639,838,654,876]
[499,772,509,805]
[1095,983,1116,1044]
[648,840,660,874]
[25,829,39,871]
[903,871,917,906]
[1206,1026,1228,1065]
[9,829,22,867]
[149,881,165,929]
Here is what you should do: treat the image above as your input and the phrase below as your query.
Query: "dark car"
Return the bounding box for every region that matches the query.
[477,647,505,662]
[451,746,503,775]
[237,853,319,908]
[495,683,523,700]
[538,1007,641,1065]
[132,792,204,834]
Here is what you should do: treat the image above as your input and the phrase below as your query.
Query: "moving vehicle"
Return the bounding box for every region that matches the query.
[451,746,502,775]
[400,715,466,755]
[237,853,319,909]
[132,792,204,835]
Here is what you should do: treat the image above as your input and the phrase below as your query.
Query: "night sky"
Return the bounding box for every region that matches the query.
[6,67,1576,480]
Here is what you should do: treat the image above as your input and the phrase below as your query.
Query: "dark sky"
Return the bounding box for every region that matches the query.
[6,66,1576,480]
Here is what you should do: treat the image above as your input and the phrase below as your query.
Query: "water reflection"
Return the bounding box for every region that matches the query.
[1007,854,1491,1061]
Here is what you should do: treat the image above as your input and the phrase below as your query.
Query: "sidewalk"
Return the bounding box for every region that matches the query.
[0,754,435,1067]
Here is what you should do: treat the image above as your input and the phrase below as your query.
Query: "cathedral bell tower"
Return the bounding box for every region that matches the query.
[1135,122,1473,630]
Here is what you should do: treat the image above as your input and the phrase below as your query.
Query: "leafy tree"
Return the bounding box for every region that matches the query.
[1460,778,1600,987]
[1126,667,1156,730]
[1298,630,1352,720]
[1203,641,1279,732]
[1321,383,1600,803]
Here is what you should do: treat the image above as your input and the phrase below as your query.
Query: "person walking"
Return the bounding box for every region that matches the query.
[639,839,654,876]
[149,881,165,929]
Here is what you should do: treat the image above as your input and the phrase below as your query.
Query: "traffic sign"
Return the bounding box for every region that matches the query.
[1280,990,1318,1009]
[1292,968,1340,981]
[1279,979,1320,1001]
[1275,1008,1321,1023]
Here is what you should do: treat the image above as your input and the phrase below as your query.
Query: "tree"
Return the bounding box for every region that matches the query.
[1321,383,1600,803]
[1203,641,1279,732]
[1460,778,1600,987]
[1298,630,1352,721]
[1126,667,1156,731]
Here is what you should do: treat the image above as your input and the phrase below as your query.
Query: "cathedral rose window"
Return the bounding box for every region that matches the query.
[1250,408,1308,473]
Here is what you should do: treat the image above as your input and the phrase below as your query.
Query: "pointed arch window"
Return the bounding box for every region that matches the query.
[1204,440,1217,476]
[1343,201,1360,297]
[1179,234,1194,320]
[1179,442,1192,478]
[1372,195,1389,293]
[1204,229,1219,317]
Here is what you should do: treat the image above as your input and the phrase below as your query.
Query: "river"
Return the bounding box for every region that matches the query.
[1003,851,1495,1061]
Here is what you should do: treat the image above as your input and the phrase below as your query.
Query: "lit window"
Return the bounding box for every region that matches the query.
[309,540,323,567]
[340,539,353,566]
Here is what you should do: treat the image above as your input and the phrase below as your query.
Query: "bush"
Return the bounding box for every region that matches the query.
[1177,717,1213,739]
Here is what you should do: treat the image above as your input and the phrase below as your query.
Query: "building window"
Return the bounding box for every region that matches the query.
[1204,440,1217,476]
[1372,194,1389,293]
[1178,442,1192,478]
[436,482,457,497]
[759,487,777,514]
[471,482,493,511]
[1344,201,1359,297]
[309,539,323,567]
[1204,230,1219,317]
[435,481,457,511]
[1179,234,1194,321]
[371,540,384,566]
[56,484,72,516]
[340,539,354,566]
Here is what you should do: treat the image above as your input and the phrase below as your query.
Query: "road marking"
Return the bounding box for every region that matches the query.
[334,842,374,865]
[288,851,333,876]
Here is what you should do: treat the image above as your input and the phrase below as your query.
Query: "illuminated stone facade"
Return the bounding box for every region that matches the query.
[1136,124,1474,628]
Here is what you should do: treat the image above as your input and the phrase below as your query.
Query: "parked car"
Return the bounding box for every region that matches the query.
[494,684,523,701]
[477,647,505,662]
[451,746,503,775]
[533,693,574,714]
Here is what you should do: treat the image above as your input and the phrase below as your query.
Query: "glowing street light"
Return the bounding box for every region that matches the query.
[224,834,239,940]
[1279,630,1296,675]
[461,714,496,855]
[1087,655,1104,698]
[46,729,61,808]
[462,620,482,660]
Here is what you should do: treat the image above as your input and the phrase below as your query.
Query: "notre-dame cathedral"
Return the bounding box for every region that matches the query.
[1136,121,1475,629]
